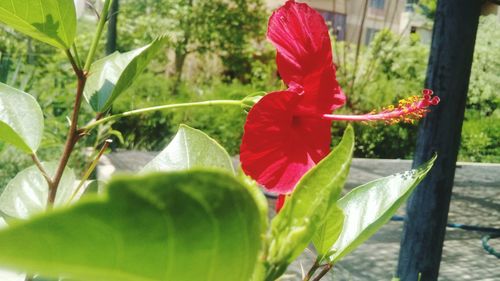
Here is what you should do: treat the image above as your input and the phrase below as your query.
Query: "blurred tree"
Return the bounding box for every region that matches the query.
[467,15,500,117]
[119,0,266,92]
[334,30,429,112]
[417,0,437,19]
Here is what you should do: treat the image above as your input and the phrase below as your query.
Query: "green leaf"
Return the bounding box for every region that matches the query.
[142,125,235,174]
[312,205,344,256]
[237,169,269,281]
[328,155,437,263]
[0,162,76,220]
[84,37,169,112]
[0,219,25,281]
[0,0,76,49]
[266,126,354,270]
[0,83,44,153]
[238,170,269,232]
[0,170,262,281]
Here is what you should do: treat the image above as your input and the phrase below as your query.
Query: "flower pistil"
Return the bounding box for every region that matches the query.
[322,89,440,124]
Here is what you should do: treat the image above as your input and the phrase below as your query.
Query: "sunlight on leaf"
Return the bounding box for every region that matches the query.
[266,126,354,275]
[142,124,235,174]
[329,155,437,262]
[0,162,75,220]
[0,170,262,281]
[0,83,44,153]
[84,36,169,112]
[0,0,76,49]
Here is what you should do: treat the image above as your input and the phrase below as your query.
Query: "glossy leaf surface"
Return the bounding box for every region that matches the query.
[142,125,234,174]
[84,37,168,112]
[0,83,44,153]
[0,162,75,219]
[329,155,437,262]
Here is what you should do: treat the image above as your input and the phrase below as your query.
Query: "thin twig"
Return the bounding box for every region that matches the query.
[303,257,322,281]
[69,139,112,202]
[311,264,333,281]
[72,43,83,69]
[84,0,113,72]
[82,100,243,131]
[30,153,53,186]
[65,50,84,79]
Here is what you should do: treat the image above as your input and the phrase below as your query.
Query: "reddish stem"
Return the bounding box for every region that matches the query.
[48,52,87,206]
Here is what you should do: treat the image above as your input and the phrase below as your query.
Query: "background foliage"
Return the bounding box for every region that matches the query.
[0,2,498,193]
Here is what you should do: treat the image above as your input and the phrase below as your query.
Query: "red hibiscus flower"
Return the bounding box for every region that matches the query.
[240,0,439,211]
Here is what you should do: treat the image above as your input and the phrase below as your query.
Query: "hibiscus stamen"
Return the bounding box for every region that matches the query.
[322,89,440,124]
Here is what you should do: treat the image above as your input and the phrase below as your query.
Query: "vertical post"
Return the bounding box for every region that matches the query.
[397,0,483,280]
[106,0,119,55]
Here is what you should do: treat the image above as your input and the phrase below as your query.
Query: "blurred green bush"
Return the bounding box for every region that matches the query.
[459,115,500,162]
[111,74,264,155]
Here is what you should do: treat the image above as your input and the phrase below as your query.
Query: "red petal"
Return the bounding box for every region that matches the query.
[267,1,346,112]
[268,0,334,85]
[240,91,331,194]
[297,67,346,114]
[276,194,287,213]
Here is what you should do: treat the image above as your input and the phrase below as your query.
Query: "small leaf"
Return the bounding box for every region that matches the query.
[267,126,354,269]
[0,170,262,281]
[0,162,75,219]
[328,155,437,262]
[0,0,76,49]
[0,83,44,153]
[142,125,235,174]
[84,37,169,112]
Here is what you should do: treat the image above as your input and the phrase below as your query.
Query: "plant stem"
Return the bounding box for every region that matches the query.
[84,0,113,72]
[69,139,112,202]
[311,263,333,281]
[83,100,243,130]
[66,49,84,79]
[72,43,83,69]
[48,75,87,206]
[48,1,113,207]
[30,153,53,186]
[303,257,322,281]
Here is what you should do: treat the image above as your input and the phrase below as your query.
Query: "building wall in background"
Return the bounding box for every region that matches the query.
[265,1,499,45]
[265,0,405,45]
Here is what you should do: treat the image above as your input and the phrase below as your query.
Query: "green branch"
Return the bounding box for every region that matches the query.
[83,100,243,130]
[84,0,113,72]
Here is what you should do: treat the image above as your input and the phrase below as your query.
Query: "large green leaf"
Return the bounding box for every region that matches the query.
[328,155,437,263]
[0,162,76,220]
[0,83,44,153]
[0,218,25,281]
[266,126,354,274]
[0,170,262,281]
[0,0,76,49]
[142,125,235,174]
[84,37,168,112]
